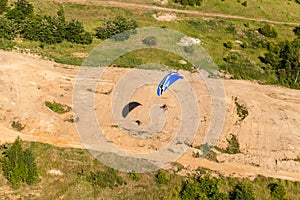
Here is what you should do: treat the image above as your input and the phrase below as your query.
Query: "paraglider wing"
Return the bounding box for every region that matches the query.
[122,102,142,118]
[157,72,183,96]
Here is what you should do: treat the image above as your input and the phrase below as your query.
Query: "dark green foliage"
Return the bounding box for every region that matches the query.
[45,101,71,114]
[87,168,125,189]
[1,137,40,189]
[95,16,137,41]
[65,19,93,44]
[225,134,240,154]
[142,36,157,46]
[0,18,19,40]
[234,97,248,121]
[155,170,169,184]
[229,183,255,200]
[0,0,7,14]
[268,183,286,199]
[293,26,300,37]
[258,24,278,38]
[241,1,248,6]
[174,0,203,6]
[296,0,300,4]
[224,41,234,49]
[180,175,229,200]
[11,121,25,131]
[129,172,140,181]
[260,39,300,89]
[5,0,33,23]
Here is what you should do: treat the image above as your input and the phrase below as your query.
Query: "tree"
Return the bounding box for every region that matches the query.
[180,175,229,200]
[1,137,40,188]
[95,16,137,40]
[229,183,255,200]
[5,0,33,23]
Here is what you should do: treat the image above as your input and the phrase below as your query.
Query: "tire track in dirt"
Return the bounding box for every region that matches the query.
[47,0,300,25]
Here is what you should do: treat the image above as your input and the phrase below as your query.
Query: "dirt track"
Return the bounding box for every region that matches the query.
[0,50,299,181]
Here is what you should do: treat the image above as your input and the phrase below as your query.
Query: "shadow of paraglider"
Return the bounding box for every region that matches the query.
[122,101,142,118]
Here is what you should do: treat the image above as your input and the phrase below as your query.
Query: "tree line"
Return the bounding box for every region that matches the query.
[0,0,138,45]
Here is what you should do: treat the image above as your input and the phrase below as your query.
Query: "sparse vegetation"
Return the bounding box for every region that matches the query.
[234,97,249,121]
[11,121,25,131]
[45,101,71,114]
[225,134,240,154]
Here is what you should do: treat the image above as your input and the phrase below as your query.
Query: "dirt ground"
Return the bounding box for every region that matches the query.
[0,50,299,181]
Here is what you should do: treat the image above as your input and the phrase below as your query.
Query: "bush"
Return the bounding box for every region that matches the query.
[258,24,278,38]
[45,101,71,114]
[129,172,140,181]
[241,1,247,6]
[142,36,157,46]
[174,0,203,6]
[87,168,125,189]
[95,16,137,40]
[268,183,286,199]
[234,97,248,121]
[293,26,300,37]
[180,175,228,200]
[11,121,25,131]
[0,18,19,40]
[225,134,240,154]
[155,170,169,184]
[5,0,33,23]
[229,183,255,200]
[224,41,234,49]
[1,137,40,188]
[0,0,7,14]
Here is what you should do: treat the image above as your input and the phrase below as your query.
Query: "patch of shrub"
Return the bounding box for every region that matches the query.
[95,16,137,41]
[229,183,255,200]
[293,26,300,37]
[225,134,240,154]
[0,0,7,14]
[11,121,25,131]
[268,183,286,199]
[155,170,169,184]
[258,24,277,38]
[0,18,19,40]
[87,168,125,189]
[224,41,234,49]
[45,101,71,114]
[1,137,40,189]
[180,175,228,200]
[129,172,140,181]
[174,0,203,6]
[234,97,249,121]
[241,1,247,6]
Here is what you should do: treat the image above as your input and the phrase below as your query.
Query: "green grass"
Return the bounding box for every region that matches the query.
[45,101,71,114]
[1,0,299,85]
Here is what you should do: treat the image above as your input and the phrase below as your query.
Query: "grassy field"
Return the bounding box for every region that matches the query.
[1,0,298,85]
[0,141,299,199]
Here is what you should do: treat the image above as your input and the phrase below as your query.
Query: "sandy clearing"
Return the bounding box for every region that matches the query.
[0,50,299,181]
